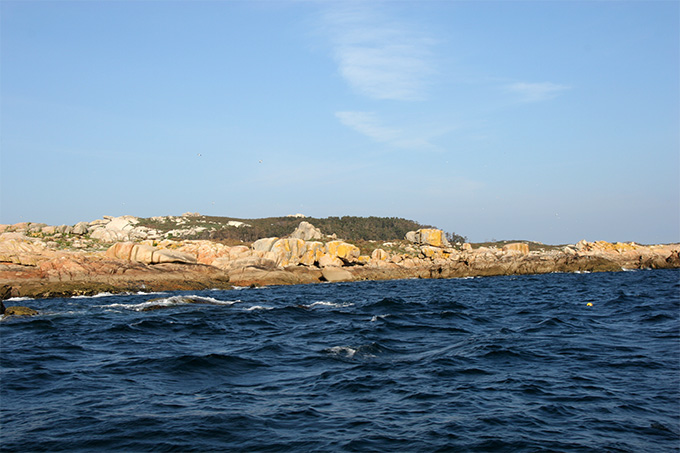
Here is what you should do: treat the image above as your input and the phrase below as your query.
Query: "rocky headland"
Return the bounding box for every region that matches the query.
[1,213,678,300]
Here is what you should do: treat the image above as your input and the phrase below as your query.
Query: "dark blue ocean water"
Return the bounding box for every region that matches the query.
[1,269,679,452]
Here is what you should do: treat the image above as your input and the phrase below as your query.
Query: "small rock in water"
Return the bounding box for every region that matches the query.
[4,306,39,316]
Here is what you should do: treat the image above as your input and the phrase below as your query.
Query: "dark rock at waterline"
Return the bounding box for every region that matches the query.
[1,283,39,317]
[140,305,167,312]
[4,306,39,316]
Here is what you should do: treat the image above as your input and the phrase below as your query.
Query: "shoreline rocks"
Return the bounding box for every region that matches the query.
[1,218,678,298]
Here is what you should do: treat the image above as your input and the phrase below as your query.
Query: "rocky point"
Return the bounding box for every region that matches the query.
[0,214,678,298]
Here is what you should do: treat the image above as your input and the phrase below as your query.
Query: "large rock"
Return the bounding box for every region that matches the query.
[72,222,90,235]
[502,243,530,255]
[270,238,307,266]
[106,242,196,265]
[229,245,251,260]
[0,233,56,266]
[300,242,325,266]
[228,265,322,287]
[318,253,343,268]
[252,237,279,253]
[371,249,389,262]
[212,256,277,271]
[174,240,231,264]
[321,266,354,282]
[153,249,197,264]
[325,241,360,262]
[90,229,130,242]
[291,221,323,241]
[88,216,143,242]
[420,246,446,260]
[405,229,451,248]
[106,242,137,260]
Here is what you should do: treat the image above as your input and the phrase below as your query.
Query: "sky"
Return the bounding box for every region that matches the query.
[1,0,678,244]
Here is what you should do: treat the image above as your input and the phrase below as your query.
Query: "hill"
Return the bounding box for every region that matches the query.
[136,214,467,244]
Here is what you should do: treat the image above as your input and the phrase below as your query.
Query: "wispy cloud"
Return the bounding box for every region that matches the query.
[335,111,438,150]
[506,82,571,102]
[324,5,435,101]
[335,111,399,143]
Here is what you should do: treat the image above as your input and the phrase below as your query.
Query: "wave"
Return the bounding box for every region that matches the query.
[71,292,117,299]
[245,305,274,311]
[100,352,268,376]
[305,301,353,309]
[99,295,239,311]
[370,314,391,322]
[322,342,393,360]
[4,296,33,302]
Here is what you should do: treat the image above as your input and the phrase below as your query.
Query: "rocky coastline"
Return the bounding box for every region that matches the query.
[1,214,678,300]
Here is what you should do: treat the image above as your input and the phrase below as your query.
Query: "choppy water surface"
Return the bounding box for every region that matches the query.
[1,269,679,451]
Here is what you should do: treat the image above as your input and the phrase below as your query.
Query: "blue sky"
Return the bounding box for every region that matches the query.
[1,1,678,244]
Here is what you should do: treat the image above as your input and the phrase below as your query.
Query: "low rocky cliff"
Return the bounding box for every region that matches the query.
[1,216,678,299]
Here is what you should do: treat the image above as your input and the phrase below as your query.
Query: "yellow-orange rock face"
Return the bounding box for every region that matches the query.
[502,243,530,255]
[325,241,360,262]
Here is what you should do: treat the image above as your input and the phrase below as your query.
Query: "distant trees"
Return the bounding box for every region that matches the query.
[139,214,467,245]
[446,231,467,244]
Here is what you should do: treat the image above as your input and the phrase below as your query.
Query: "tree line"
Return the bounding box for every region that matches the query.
[196,215,466,244]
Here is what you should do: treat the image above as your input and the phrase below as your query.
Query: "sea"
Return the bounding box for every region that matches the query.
[1,269,678,452]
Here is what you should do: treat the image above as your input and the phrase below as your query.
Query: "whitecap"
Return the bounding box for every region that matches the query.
[5,296,33,302]
[325,346,358,358]
[307,301,354,308]
[99,295,239,311]
[182,295,238,305]
[245,305,274,311]
[71,292,116,299]
[370,314,390,322]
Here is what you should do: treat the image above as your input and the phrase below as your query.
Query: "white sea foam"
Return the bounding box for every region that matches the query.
[370,314,390,322]
[5,296,33,302]
[71,291,167,299]
[245,305,274,311]
[99,295,239,311]
[307,301,354,308]
[326,346,358,358]
[72,292,116,299]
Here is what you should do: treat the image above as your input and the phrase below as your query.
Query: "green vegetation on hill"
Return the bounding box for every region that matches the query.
[470,240,566,252]
[137,215,467,244]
